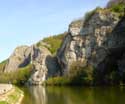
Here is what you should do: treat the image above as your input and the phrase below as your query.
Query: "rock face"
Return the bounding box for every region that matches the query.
[3,8,125,85]
[28,46,51,85]
[57,8,125,84]
[4,45,60,85]
[57,10,119,74]
[57,9,120,75]
[5,46,31,72]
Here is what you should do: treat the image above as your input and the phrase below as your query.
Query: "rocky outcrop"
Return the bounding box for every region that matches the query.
[4,46,31,72]
[57,8,125,84]
[57,9,120,75]
[28,45,51,85]
[4,45,60,85]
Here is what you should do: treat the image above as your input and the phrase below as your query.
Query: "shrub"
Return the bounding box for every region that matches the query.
[68,61,94,85]
[110,3,125,18]
[0,64,33,85]
[45,77,70,86]
[45,61,94,86]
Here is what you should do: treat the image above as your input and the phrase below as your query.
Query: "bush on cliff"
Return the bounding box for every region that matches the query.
[68,61,94,85]
[109,3,125,18]
[45,61,94,86]
[37,33,66,54]
[45,77,70,86]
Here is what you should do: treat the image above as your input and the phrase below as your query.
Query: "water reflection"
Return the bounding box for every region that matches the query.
[21,86,125,104]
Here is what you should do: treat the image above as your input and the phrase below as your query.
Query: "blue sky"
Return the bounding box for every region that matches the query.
[0,0,109,62]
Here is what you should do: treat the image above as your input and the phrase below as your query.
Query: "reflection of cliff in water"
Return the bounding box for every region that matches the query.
[21,86,47,104]
[31,86,47,104]
[21,86,125,104]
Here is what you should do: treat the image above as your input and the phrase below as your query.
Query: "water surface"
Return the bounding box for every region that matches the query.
[21,86,125,104]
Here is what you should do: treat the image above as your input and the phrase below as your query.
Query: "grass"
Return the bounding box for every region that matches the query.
[0,101,8,104]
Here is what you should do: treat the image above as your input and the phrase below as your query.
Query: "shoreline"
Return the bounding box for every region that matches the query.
[0,84,24,104]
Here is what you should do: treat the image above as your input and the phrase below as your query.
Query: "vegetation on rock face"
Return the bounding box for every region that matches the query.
[109,3,125,18]
[68,61,94,85]
[45,77,70,86]
[45,61,94,86]
[0,60,7,72]
[0,64,33,85]
[36,33,66,54]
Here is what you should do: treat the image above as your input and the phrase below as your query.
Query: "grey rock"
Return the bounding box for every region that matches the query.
[4,46,31,72]
[57,9,120,75]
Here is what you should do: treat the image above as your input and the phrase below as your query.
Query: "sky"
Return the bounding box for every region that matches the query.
[0,0,109,62]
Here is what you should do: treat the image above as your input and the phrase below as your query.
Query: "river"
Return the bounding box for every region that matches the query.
[21,86,125,104]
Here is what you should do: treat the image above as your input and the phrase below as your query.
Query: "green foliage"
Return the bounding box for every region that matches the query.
[0,64,33,85]
[68,61,94,85]
[0,101,8,104]
[37,33,65,54]
[110,3,125,18]
[45,61,94,86]
[0,60,7,72]
[45,77,70,86]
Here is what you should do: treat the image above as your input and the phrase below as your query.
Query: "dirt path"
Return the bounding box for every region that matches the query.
[0,84,24,104]
[0,84,13,95]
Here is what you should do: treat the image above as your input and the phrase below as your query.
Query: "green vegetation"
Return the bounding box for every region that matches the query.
[0,101,8,104]
[109,3,125,18]
[0,86,23,104]
[68,61,94,85]
[45,77,70,86]
[0,60,7,72]
[45,61,94,86]
[37,33,65,54]
[0,64,33,85]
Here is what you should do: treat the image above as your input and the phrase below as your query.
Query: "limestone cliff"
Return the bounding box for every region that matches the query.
[57,9,120,75]
[57,8,125,84]
[4,44,60,85]
[2,7,125,85]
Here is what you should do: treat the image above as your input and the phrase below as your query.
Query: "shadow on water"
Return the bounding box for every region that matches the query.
[21,86,125,104]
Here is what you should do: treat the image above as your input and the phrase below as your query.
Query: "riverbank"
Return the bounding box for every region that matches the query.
[0,84,24,104]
